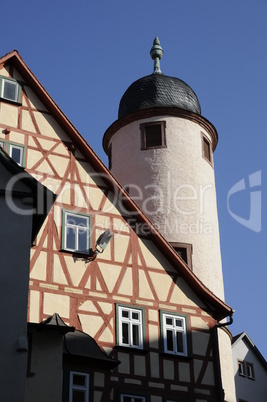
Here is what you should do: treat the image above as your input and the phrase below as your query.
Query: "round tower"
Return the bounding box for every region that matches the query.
[103,37,224,301]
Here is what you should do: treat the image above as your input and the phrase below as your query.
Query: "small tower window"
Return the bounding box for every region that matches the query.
[202,133,213,164]
[140,121,166,150]
[170,242,193,270]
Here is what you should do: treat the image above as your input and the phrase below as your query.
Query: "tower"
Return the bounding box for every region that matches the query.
[103,37,224,300]
[103,38,236,401]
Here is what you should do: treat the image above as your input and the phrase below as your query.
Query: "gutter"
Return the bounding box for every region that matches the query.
[217,310,234,328]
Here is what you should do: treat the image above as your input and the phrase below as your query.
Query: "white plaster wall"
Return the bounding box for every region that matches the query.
[232,338,267,402]
[110,116,225,300]
[218,330,236,402]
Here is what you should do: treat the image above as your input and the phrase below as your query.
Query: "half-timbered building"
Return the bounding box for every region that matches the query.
[0,43,235,402]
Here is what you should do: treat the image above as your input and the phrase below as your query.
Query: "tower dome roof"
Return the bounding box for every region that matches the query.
[118,73,201,119]
[118,37,201,119]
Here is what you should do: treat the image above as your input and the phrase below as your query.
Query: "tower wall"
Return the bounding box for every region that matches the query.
[109,114,225,301]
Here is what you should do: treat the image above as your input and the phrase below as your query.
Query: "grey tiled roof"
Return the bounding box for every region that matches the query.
[118,73,201,119]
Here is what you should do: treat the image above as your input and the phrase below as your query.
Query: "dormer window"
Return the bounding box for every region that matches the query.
[140,121,166,150]
[0,77,21,103]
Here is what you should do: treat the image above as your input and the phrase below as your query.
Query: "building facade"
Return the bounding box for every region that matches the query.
[232,332,267,402]
[0,43,234,402]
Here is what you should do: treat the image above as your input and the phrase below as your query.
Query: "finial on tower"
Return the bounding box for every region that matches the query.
[150,37,163,74]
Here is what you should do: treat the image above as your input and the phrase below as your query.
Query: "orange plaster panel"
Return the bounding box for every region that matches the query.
[114,234,130,263]
[98,325,113,343]
[26,149,44,169]
[21,110,36,132]
[170,278,205,308]
[33,111,69,141]
[53,254,68,285]
[79,300,98,313]
[117,267,133,296]
[9,131,25,144]
[43,292,70,318]
[79,314,103,338]
[37,159,56,176]
[65,255,87,287]
[138,270,154,299]
[23,86,48,111]
[30,251,47,281]
[98,262,122,293]
[149,271,173,302]
[48,154,68,177]
[29,290,40,323]
[0,103,18,127]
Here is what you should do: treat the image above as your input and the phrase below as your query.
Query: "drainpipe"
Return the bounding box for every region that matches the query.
[213,311,234,401]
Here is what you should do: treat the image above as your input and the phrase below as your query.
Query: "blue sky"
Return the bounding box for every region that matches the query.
[2,1,267,358]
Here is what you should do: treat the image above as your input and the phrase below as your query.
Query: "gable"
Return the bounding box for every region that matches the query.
[0,51,231,326]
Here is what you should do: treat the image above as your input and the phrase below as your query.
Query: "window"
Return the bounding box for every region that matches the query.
[0,77,21,103]
[140,121,166,150]
[9,143,24,166]
[202,133,212,164]
[161,312,188,356]
[62,210,92,254]
[170,242,193,270]
[0,140,25,166]
[238,360,255,380]
[120,394,145,402]
[69,371,89,402]
[246,362,255,379]
[238,360,246,376]
[117,305,144,349]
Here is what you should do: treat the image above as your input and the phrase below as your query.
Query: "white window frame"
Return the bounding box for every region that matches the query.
[9,143,24,166]
[1,78,19,102]
[246,362,255,379]
[69,371,89,402]
[120,394,145,402]
[118,305,144,349]
[161,312,188,356]
[238,360,246,376]
[62,211,91,254]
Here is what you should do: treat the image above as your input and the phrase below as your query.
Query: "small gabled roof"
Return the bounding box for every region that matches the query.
[28,313,75,335]
[0,146,56,242]
[232,332,267,370]
[0,50,233,321]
